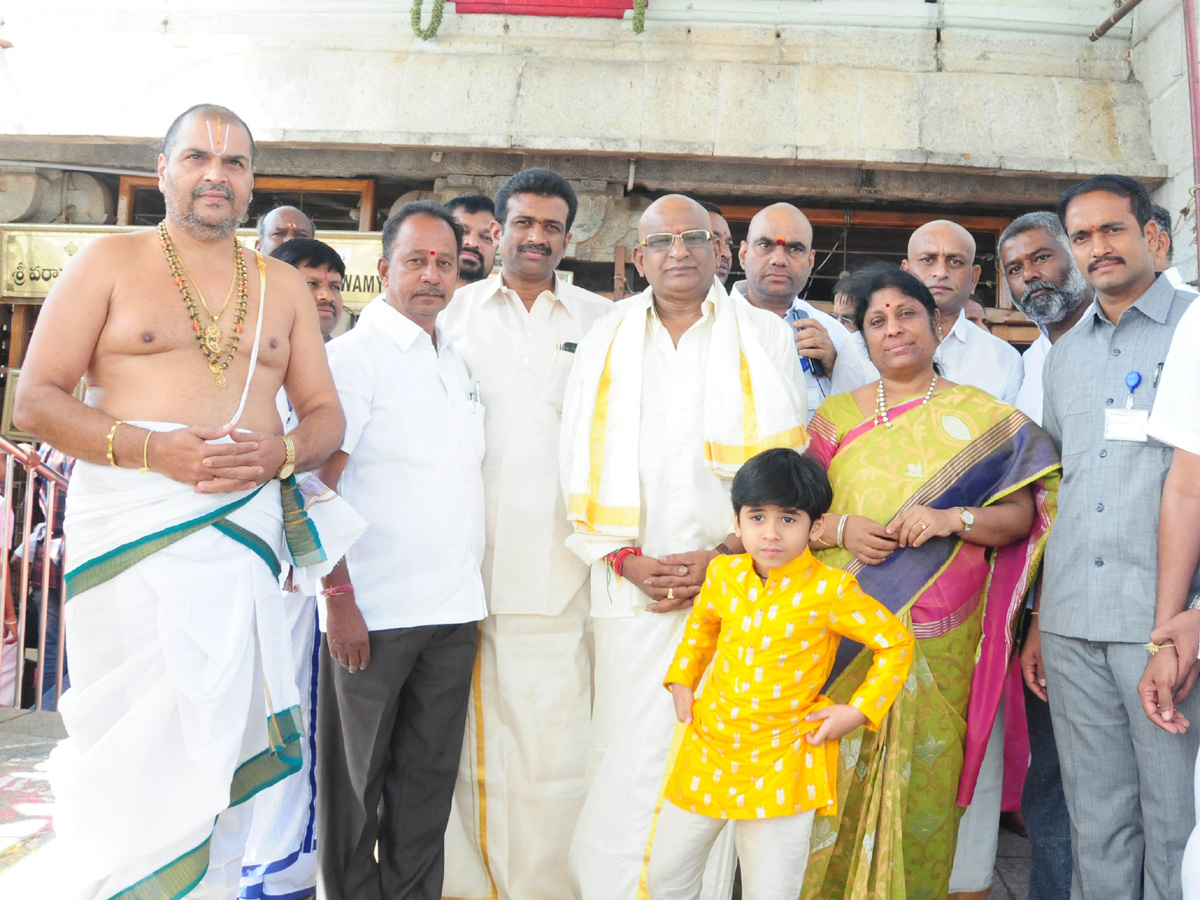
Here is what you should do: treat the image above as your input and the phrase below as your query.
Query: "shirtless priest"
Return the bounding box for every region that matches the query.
[13,103,346,900]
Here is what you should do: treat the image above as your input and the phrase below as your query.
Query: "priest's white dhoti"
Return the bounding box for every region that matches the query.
[51,442,362,900]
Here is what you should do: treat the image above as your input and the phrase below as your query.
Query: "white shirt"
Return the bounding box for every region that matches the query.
[1014,333,1051,425]
[1148,298,1200,455]
[934,309,1024,404]
[562,295,802,616]
[1164,266,1200,296]
[442,273,612,617]
[729,282,870,419]
[325,297,487,631]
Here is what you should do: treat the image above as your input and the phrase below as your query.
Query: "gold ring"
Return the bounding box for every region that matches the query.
[667,588,675,600]
[920,522,928,530]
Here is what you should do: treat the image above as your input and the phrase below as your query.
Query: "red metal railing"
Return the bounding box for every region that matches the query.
[0,435,69,712]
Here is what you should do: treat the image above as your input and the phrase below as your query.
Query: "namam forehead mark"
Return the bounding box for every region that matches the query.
[173,115,252,168]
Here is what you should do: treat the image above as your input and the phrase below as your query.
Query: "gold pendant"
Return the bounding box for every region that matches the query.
[203,323,223,355]
[215,373,228,389]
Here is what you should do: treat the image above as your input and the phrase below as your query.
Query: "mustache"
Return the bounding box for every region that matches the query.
[412,287,446,299]
[191,181,233,201]
[518,242,553,255]
[1089,254,1124,272]
[460,248,483,262]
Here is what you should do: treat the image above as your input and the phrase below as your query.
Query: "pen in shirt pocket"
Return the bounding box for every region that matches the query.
[1153,362,1164,388]
[552,341,578,364]
[469,381,481,410]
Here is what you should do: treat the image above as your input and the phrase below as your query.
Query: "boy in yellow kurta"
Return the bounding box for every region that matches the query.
[648,449,913,900]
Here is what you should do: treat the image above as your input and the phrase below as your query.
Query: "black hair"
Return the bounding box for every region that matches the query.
[696,200,725,215]
[446,194,496,217]
[1057,174,1153,230]
[270,238,346,278]
[731,448,833,521]
[838,262,938,334]
[494,168,578,232]
[381,200,464,259]
[162,104,256,164]
[256,205,314,242]
[1152,204,1174,261]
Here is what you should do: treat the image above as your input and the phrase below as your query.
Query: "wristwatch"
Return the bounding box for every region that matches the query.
[957,507,975,533]
[277,436,296,480]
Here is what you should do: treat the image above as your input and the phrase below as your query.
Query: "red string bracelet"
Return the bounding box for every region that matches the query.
[321,583,355,599]
[603,546,643,581]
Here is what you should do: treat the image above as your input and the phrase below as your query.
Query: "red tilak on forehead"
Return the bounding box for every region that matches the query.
[430,250,436,255]
[885,303,890,308]
[776,235,787,245]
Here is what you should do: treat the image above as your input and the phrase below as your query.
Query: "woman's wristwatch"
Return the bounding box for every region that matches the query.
[957,507,975,533]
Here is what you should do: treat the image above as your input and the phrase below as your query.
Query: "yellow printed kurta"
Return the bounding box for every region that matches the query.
[664,550,913,820]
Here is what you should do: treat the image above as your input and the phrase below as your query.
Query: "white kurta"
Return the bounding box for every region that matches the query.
[439,273,612,900]
[561,295,803,900]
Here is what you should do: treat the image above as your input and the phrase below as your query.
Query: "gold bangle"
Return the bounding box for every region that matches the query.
[139,429,154,474]
[1030,611,1039,616]
[106,420,125,467]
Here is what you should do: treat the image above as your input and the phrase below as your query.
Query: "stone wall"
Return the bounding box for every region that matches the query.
[1133,0,1199,281]
[0,0,1189,272]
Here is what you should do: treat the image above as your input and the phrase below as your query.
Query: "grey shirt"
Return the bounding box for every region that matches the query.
[1040,273,1197,642]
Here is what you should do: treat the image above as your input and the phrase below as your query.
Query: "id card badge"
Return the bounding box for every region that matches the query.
[1104,407,1149,442]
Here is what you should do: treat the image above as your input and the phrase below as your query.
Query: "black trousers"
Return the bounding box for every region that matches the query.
[316,621,478,900]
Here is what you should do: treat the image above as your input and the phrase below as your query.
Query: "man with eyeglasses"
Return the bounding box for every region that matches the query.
[562,194,806,900]
[729,203,869,420]
[698,199,733,286]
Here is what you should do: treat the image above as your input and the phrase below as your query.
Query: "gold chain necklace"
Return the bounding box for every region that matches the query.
[158,221,248,389]
[173,248,236,351]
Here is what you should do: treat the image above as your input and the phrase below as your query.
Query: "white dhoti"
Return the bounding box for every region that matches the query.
[52,444,362,900]
[444,584,593,900]
[238,589,319,900]
[568,609,735,900]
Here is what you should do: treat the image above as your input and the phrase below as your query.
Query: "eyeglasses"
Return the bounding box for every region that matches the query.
[640,230,714,252]
[834,313,856,329]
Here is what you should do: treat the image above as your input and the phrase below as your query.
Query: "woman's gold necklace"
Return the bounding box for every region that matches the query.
[158,221,248,389]
[875,373,938,429]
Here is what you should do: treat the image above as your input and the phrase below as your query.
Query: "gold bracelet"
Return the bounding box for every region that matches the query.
[139,429,154,474]
[106,420,126,467]
[1030,611,1039,616]
[1146,640,1176,655]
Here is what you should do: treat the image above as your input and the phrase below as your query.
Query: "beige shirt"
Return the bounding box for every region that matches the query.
[443,273,613,617]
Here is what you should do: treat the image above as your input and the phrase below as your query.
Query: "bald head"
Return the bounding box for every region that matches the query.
[902,219,981,317]
[257,206,315,256]
[635,194,718,307]
[739,203,816,313]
